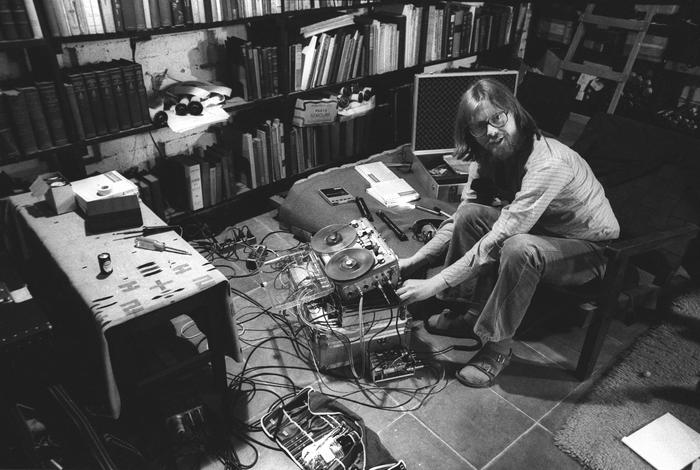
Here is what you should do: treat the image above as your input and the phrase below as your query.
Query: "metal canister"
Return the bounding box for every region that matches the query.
[98,253,113,275]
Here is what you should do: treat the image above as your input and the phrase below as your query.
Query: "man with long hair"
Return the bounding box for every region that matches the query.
[396,78,619,388]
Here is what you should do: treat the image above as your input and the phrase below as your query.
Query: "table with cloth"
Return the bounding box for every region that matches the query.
[278,144,458,256]
[2,192,242,418]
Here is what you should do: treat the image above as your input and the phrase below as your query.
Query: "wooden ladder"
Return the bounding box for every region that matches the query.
[557,3,658,114]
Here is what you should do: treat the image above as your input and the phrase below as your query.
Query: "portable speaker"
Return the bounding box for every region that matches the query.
[412,70,519,155]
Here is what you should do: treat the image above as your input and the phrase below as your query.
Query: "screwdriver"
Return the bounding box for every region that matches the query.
[134,237,191,255]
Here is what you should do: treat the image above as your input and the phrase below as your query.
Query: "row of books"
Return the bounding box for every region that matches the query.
[40,0,283,37]
[239,118,286,189]
[63,60,151,140]
[0,0,42,40]
[285,2,516,93]
[285,0,372,11]
[0,83,69,163]
[288,109,374,176]
[225,37,280,101]
[157,143,238,212]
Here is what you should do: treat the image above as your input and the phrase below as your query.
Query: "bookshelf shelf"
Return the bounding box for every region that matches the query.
[0,38,47,51]
[83,124,157,146]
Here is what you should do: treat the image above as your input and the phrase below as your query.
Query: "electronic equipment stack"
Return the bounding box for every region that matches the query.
[257,218,414,375]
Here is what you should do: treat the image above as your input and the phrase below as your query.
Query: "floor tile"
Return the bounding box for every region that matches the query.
[484,424,582,470]
[309,377,407,434]
[492,341,580,421]
[412,380,535,468]
[379,414,476,470]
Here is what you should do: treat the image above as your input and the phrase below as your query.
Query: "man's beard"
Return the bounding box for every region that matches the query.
[484,130,521,161]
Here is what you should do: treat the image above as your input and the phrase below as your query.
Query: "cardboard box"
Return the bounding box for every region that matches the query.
[29,172,76,215]
[412,152,468,203]
[71,171,142,233]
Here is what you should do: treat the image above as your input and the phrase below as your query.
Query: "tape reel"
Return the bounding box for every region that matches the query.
[310,224,357,254]
[324,248,374,281]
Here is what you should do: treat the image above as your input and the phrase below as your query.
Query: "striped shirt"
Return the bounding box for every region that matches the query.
[417,136,620,288]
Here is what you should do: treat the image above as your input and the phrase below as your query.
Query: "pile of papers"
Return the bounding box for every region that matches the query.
[355,162,419,207]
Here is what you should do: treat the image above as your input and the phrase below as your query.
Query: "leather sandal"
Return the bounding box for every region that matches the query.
[424,308,478,340]
[456,344,512,388]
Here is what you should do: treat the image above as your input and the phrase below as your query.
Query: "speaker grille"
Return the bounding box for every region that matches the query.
[413,71,518,153]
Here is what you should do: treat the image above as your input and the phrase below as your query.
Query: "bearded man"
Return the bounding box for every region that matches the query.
[396,78,619,388]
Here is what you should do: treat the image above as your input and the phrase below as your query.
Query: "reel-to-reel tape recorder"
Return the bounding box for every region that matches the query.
[310,218,400,304]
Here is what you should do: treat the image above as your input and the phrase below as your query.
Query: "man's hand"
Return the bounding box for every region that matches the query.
[396,276,447,305]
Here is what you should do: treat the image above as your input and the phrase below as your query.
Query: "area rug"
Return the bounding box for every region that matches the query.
[554,288,700,470]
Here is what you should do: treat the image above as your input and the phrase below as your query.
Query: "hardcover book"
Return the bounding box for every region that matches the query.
[110,0,126,32]
[120,63,144,126]
[107,66,132,129]
[82,70,108,136]
[63,83,86,140]
[95,69,120,133]
[36,82,69,146]
[4,89,38,155]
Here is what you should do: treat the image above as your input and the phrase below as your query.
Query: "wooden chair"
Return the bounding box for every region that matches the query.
[565,224,698,380]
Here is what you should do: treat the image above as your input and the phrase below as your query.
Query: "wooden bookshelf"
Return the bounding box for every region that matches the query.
[2,0,522,220]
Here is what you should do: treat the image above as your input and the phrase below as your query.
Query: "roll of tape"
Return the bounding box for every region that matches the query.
[97,184,112,196]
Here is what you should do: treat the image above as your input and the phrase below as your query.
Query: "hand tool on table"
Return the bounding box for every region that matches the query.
[134,237,191,255]
[114,225,182,239]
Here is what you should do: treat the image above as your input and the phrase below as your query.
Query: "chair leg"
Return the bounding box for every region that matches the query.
[576,309,613,380]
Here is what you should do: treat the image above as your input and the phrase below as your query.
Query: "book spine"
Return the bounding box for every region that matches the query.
[142,0,151,28]
[21,86,52,149]
[196,155,210,207]
[241,132,255,189]
[0,92,21,161]
[98,0,117,32]
[110,0,125,32]
[107,67,131,129]
[9,0,32,38]
[43,0,70,36]
[201,0,211,22]
[130,63,151,123]
[182,0,192,24]
[6,90,38,155]
[157,0,170,25]
[73,0,91,34]
[63,83,86,140]
[82,71,108,135]
[121,65,143,126]
[186,158,204,210]
[121,0,137,30]
[95,70,120,133]
[147,0,160,27]
[67,74,96,137]
[23,0,43,37]
[88,0,105,33]
[36,82,69,146]
[170,0,184,25]
[133,0,146,29]
[60,0,82,35]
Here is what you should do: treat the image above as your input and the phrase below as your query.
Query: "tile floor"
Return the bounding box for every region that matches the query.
[167,113,651,469]
[210,207,651,470]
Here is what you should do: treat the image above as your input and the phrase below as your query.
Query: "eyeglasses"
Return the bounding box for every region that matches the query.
[468,111,508,137]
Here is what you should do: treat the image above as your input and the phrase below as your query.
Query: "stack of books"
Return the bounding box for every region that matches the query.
[238,118,286,189]
[157,143,237,213]
[356,161,419,207]
[224,35,280,101]
[39,0,283,37]
[286,1,371,12]
[0,83,70,162]
[0,0,42,40]
[63,60,151,140]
